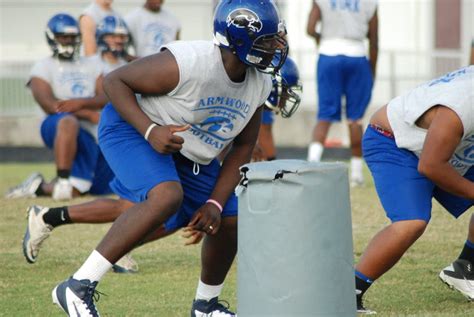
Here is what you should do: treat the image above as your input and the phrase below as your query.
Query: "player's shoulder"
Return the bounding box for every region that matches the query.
[33,56,55,67]
[165,40,214,56]
[124,7,142,20]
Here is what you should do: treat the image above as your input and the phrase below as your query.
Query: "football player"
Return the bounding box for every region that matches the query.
[355,66,474,313]
[253,56,302,161]
[5,13,112,201]
[125,0,181,57]
[51,1,288,316]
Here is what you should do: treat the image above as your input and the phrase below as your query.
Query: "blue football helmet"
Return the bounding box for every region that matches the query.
[45,13,81,60]
[213,0,288,73]
[96,15,130,57]
[265,56,302,118]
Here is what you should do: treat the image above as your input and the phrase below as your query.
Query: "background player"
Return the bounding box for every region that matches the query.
[50,1,288,316]
[254,56,302,161]
[354,66,474,313]
[125,0,181,58]
[5,13,112,201]
[306,0,378,186]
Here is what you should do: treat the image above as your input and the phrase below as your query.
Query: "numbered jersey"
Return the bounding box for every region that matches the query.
[125,7,181,57]
[387,66,474,175]
[138,41,272,164]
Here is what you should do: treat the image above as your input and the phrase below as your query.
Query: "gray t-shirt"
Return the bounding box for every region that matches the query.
[387,66,474,176]
[125,7,181,57]
[138,41,272,164]
[28,56,104,139]
[316,0,377,41]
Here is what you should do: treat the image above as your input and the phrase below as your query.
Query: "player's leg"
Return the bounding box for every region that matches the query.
[436,166,474,300]
[344,56,374,186]
[354,125,434,313]
[52,104,183,315]
[308,55,342,162]
[22,198,133,264]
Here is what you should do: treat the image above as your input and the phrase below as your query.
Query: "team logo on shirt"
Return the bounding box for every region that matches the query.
[71,82,86,97]
[226,9,263,33]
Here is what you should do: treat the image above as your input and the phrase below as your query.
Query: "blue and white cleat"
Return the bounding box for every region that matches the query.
[52,277,101,316]
[439,259,474,301]
[23,205,52,263]
[191,297,236,317]
[5,172,43,199]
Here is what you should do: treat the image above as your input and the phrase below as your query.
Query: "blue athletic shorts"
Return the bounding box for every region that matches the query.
[317,54,373,121]
[262,108,274,125]
[363,125,474,223]
[98,104,238,231]
[40,113,113,195]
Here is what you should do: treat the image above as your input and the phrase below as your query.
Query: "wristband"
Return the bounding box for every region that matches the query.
[206,199,223,213]
[144,123,157,141]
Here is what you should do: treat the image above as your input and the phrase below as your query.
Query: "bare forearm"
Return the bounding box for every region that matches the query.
[210,143,254,205]
[421,163,474,199]
[103,74,152,135]
[76,94,108,110]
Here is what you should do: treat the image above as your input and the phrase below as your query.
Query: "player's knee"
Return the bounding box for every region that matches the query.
[57,115,79,134]
[395,219,427,240]
[147,182,183,216]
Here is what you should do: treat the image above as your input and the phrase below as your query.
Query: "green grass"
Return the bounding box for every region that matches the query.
[0,163,472,316]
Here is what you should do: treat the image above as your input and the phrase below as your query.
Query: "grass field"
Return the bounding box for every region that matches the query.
[0,163,472,316]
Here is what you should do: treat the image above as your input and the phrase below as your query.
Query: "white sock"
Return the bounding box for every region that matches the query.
[307,142,324,162]
[350,156,364,180]
[73,250,113,282]
[195,279,224,301]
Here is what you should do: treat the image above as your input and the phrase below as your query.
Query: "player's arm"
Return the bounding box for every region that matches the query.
[103,49,188,154]
[188,106,263,234]
[79,15,97,56]
[55,75,108,113]
[29,77,60,114]
[367,9,379,78]
[418,106,474,199]
[306,0,321,45]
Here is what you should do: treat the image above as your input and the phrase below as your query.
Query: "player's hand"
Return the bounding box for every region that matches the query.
[181,227,205,245]
[188,202,221,235]
[147,124,190,154]
[55,99,85,113]
[251,143,266,162]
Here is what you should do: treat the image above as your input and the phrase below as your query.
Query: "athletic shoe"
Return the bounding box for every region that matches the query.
[53,178,73,201]
[112,253,139,273]
[23,205,52,263]
[357,292,376,315]
[439,259,474,300]
[4,172,43,199]
[191,297,235,317]
[52,277,101,316]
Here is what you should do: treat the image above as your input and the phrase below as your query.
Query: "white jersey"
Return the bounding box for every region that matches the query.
[28,56,104,139]
[138,41,272,164]
[315,0,377,56]
[125,7,181,57]
[81,2,117,25]
[387,66,474,176]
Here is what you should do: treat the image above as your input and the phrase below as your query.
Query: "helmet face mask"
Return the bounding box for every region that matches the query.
[45,14,81,60]
[264,56,302,118]
[214,0,289,74]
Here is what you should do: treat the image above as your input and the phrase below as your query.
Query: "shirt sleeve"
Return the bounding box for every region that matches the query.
[28,59,51,86]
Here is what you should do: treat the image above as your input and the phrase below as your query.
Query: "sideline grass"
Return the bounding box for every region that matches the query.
[0,163,472,316]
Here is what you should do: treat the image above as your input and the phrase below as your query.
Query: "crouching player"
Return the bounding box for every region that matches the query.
[253,56,302,161]
[355,66,474,314]
[49,0,288,316]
